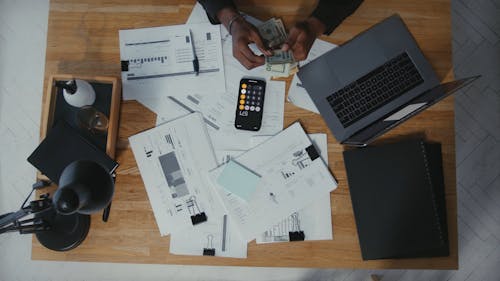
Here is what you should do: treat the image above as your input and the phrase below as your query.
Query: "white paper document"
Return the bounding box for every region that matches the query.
[129,113,219,235]
[120,25,196,79]
[143,80,285,152]
[251,134,333,243]
[169,212,247,258]
[134,95,190,126]
[209,123,337,241]
[257,196,333,243]
[186,2,210,24]
[119,23,225,100]
[288,39,337,113]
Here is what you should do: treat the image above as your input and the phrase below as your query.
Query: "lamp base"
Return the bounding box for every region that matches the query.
[35,209,90,251]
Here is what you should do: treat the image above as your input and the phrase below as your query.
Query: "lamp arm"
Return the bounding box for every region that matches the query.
[0,196,53,235]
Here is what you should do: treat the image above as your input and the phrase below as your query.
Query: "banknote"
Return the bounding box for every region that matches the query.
[258,18,287,49]
[265,50,295,65]
[258,17,298,77]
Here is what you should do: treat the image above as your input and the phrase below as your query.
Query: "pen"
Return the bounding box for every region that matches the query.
[189,29,199,76]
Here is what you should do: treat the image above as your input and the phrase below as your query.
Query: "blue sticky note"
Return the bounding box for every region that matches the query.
[217,160,260,201]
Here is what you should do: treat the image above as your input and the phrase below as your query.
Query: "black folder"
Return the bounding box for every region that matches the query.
[27,121,118,184]
[343,139,449,260]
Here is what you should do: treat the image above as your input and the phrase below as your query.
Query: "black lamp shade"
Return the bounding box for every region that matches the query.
[53,160,114,215]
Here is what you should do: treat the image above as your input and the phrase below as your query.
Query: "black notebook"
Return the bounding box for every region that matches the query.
[27,121,118,184]
[343,139,449,260]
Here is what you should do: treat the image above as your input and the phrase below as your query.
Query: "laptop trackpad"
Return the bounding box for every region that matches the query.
[384,102,427,121]
[329,39,387,85]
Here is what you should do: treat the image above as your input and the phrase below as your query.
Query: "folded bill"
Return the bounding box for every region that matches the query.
[266,50,294,65]
[257,17,298,78]
[258,18,287,49]
[266,62,298,78]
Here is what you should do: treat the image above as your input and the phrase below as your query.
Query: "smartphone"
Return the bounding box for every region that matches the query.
[234,78,266,131]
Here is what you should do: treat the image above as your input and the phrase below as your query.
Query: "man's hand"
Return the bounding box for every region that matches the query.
[282,17,326,61]
[231,19,272,69]
[217,8,272,69]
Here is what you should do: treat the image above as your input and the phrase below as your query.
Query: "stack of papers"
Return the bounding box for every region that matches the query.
[129,113,248,258]
[125,3,338,259]
[129,113,336,257]
[208,123,337,242]
[250,134,333,243]
[129,113,218,236]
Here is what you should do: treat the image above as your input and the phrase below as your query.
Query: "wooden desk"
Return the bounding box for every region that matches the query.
[34,0,457,269]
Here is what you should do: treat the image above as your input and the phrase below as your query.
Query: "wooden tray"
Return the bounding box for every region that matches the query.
[41,74,121,159]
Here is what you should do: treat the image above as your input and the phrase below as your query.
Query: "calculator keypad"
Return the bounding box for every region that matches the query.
[239,84,263,113]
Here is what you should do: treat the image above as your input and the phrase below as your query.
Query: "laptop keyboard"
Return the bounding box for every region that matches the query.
[326,52,424,127]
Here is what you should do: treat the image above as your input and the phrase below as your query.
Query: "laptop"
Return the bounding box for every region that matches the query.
[297,14,479,146]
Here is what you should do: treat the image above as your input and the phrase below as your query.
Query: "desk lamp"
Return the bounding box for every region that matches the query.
[0,160,114,251]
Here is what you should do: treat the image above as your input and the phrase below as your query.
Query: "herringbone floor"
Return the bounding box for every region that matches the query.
[0,0,498,280]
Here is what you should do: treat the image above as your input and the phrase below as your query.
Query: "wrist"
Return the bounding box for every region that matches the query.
[217,7,240,28]
[306,17,326,37]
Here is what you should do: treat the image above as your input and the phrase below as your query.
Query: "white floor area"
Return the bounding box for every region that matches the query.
[1,1,499,281]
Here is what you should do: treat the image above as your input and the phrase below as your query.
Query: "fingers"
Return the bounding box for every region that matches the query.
[230,22,269,69]
[291,32,310,60]
[234,39,265,69]
[283,27,300,52]
[249,30,272,56]
[285,23,314,61]
[240,44,265,65]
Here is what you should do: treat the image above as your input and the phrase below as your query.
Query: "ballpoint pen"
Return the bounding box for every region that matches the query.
[189,29,199,76]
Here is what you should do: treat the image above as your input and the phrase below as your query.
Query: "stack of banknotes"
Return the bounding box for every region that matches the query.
[257,18,298,78]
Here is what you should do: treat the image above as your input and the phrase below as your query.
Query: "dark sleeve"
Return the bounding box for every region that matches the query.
[197,0,236,24]
[311,0,364,35]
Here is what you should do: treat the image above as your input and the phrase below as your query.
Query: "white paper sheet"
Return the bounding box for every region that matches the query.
[120,25,195,79]
[119,23,225,100]
[256,195,333,243]
[134,95,190,126]
[144,80,285,152]
[169,211,247,258]
[129,113,219,235]
[287,40,337,113]
[209,123,337,241]
[251,134,333,243]
[213,150,247,166]
[186,2,210,24]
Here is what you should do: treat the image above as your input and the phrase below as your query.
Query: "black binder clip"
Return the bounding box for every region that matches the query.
[305,144,320,161]
[288,212,305,241]
[121,60,129,72]
[187,196,207,225]
[203,234,216,256]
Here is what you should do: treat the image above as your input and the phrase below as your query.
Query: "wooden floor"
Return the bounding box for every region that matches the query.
[0,0,499,280]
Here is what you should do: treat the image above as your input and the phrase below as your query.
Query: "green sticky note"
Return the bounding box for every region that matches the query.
[217,160,260,201]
